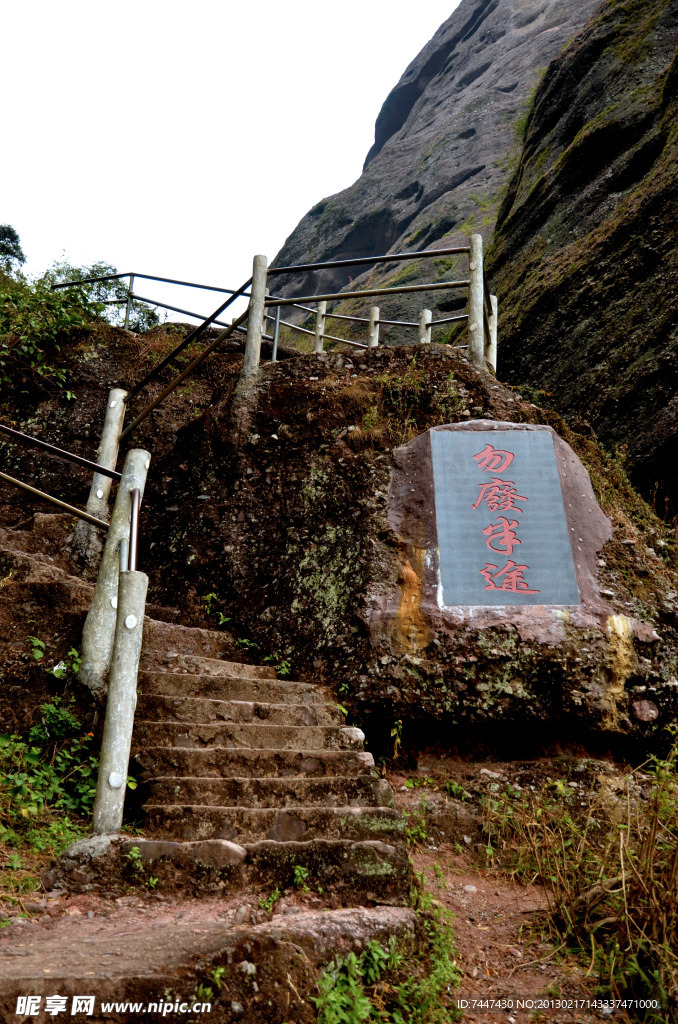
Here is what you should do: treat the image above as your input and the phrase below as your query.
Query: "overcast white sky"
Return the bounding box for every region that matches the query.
[4,0,459,319]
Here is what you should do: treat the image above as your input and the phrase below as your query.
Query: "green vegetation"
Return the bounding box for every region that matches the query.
[0,227,161,395]
[258,886,282,912]
[313,889,460,1023]
[482,736,678,1019]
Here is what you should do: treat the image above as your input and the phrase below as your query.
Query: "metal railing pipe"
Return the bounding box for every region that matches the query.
[52,271,248,296]
[128,488,141,571]
[120,310,249,441]
[431,314,469,326]
[71,388,128,567]
[125,277,252,402]
[368,306,379,348]
[124,274,134,329]
[268,245,470,276]
[323,311,371,324]
[129,294,233,329]
[376,318,418,327]
[467,234,485,368]
[91,566,148,835]
[0,423,122,480]
[80,449,150,697]
[314,301,327,354]
[242,255,268,380]
[51,272,132,289]
[265,280,469,306]
[0,470,109,530]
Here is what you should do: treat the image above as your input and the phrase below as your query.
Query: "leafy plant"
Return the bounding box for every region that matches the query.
[313,915,461,1023]
[259,886,282,912]
[403,797,429,848]
[293,864,310,892]
[26,636,45,661]
[263,652,292,677]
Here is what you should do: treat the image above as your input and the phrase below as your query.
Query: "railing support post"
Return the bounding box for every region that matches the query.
[242,255,268,379]
[91,567,148,835]
[467,234,484,368]
[71,388,127,565]
[368,306,380,348]
[487,294,498,372]
[418,309,432,345]
[271,304,281,362]
[124,274,134,330]
[313,300,327,354]
[80,449,150,698]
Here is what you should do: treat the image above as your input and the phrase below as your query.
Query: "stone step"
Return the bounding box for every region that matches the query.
[133,722,365,751]
[138,670,325,702]
[146,775,395,809]
[142,804,405,844]
[135,746,376,780]
[137,694,341,726]
[141,626,238,667]
[140,653,278,679]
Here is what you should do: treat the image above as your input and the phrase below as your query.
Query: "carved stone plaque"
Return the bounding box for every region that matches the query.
[430,428,580,606]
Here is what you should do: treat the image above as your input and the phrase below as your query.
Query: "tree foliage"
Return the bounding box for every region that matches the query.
[0,225,26,273]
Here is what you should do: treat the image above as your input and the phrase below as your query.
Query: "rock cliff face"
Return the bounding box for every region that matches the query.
[271,0,601,328]
[487,0,678,514]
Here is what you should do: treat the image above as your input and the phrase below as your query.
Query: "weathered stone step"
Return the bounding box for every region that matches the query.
[134,722,365,751]
[135,746,376,780]
[137,694,342,726]
[146,775,395,809]
[138,670,326,703]
[142,804,405,844]
[141,654,278,679]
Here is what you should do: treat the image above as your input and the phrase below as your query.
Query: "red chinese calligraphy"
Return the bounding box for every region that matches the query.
[473,444,514,473]
[480,560,540,593]
[472,478,528,513]
[482,517,521,556]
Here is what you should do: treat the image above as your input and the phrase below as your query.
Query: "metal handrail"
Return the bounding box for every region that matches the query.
[125,276,252,402]
[120,308,249,442]
[0,423,122,480]
[267,244,470,276]
[264,279,469,307]
[128,488,141,571]
[0,470,109,530]
[52,271,248,297]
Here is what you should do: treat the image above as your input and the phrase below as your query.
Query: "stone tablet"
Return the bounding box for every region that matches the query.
[430,428,580,606]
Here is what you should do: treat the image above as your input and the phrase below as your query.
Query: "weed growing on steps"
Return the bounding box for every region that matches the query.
[403,797,429,849]
[313,880,461,1023]
[258,886,282,912]
[482,735,678,1018]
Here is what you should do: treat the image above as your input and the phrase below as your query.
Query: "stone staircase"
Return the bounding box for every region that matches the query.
[129,650,410,900]
[0,509,409,901]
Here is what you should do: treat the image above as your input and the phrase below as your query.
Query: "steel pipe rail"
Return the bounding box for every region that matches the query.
[0,423,122,480]
[125,277,252,402]
[431,314,469,326]
[264,316,367,348]
[128,488,141,571]
[0,470,109,530]
[268,245,470,276]
[52,271,248,297]
[376,318,418,327]
[323,311,371,324]
[120,309,249,441]
[130,294,233,330]
[265,280,469,307]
